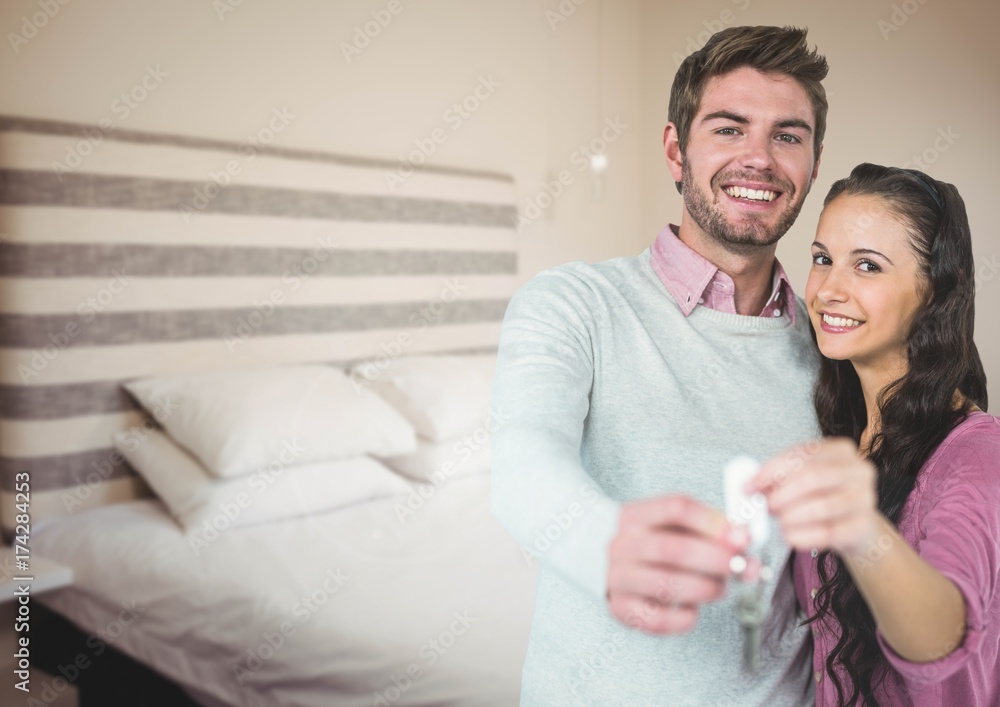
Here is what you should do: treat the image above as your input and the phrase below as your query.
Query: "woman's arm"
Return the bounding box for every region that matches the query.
[749,438,968,662]
[841,512,966,662]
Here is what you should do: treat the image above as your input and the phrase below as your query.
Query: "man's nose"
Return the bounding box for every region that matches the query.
[739,132,775,173]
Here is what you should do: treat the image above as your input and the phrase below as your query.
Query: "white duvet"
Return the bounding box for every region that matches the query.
[33,474,536,707]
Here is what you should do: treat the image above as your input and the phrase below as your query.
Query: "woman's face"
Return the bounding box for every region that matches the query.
[806,194,928,371]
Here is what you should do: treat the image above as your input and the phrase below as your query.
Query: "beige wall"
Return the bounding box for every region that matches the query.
[1,0,997,402]
[0,0,645,278]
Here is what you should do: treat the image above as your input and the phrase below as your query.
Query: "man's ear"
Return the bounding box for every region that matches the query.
[811,143,823,185]
[663,123,684,185]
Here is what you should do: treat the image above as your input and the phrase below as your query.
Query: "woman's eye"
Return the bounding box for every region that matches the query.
[811,253,830,266]
[858,260,881,273]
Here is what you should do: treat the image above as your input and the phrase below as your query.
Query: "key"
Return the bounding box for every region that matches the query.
[723,457,772,672]
[723,456,769,551]
[734,584,767,672]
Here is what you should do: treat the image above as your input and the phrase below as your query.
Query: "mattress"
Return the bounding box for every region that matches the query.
[32,473,536,707]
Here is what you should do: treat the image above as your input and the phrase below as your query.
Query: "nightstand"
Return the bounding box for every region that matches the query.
[0,546,75,706]
[0,547,73,601]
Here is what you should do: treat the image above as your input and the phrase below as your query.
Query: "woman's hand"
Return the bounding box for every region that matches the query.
[748,438,882,557]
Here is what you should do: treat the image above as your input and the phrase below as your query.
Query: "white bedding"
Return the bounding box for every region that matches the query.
[33,474,536,707]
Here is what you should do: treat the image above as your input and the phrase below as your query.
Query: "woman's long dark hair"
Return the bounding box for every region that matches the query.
[806,163,988,705]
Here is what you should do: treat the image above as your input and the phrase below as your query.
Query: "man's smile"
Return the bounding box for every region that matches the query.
[722,185,778,202]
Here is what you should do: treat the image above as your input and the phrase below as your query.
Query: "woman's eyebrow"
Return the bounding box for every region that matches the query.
[811,241,894,266]
[851,248,894,266]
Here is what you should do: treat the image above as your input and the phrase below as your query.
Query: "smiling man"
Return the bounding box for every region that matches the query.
[492,26,828,705]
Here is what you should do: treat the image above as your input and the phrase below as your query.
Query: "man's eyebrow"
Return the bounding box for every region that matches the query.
[701,112,814,134]
[700,111,749,125]
[811,241,895,266]
[775,118,813,135]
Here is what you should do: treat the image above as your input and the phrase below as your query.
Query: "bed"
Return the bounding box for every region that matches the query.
[0,115,535,706]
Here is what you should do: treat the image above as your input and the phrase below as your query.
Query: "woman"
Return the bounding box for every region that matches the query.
[750,163,999,705]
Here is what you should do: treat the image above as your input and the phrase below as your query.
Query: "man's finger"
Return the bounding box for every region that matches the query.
[609,593,700,636]
[629,529,737,579]
[609,564,727,605]
[621,494,733,543]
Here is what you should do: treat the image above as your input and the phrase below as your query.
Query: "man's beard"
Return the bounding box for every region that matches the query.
[681,161,808,251]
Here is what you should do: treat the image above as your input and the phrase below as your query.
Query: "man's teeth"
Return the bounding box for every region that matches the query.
[822,314,863,328]
[724,186,777,202]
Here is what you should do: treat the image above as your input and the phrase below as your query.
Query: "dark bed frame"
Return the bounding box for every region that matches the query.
[29,602,204,707]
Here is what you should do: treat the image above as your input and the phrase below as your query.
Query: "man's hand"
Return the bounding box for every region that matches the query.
[607,495,748,635]
[749,437,881,557]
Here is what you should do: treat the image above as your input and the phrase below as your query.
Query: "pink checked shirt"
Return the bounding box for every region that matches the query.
[649,224,796,322]
[794,412,1000,705]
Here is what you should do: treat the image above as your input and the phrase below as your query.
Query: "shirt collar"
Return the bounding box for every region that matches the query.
[648,224,797,325]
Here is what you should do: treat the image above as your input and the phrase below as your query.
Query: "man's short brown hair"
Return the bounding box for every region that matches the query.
[669,26,828,162]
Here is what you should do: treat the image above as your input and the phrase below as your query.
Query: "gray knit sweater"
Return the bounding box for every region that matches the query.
[491,247,821,706]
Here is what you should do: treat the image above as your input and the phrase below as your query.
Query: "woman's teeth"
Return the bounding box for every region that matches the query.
[823,313,863,328]
[724,186,777,202]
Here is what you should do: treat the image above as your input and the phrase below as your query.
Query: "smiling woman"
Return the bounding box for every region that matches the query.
[772,162,1000,707]
[808,192,928,374]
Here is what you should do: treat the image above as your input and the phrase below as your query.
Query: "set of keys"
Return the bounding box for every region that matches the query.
[723,457,773,673]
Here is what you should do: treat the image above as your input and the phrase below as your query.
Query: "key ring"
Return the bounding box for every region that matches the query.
[724,457,774,673]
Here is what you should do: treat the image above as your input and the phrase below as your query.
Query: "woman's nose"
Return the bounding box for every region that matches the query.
[816,268,848,304]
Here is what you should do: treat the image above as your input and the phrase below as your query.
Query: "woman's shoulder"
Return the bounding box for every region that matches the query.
[917,411,1000,499]
[941,410,1000,450]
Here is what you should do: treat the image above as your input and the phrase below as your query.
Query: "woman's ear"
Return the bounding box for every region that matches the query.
[916,275,934,309]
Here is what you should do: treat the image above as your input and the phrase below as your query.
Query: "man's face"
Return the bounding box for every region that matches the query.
[676,67,820,250]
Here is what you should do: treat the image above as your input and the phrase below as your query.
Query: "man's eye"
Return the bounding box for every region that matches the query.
[716,127,740,135]
[858,260,881,273]
[811,253,830,266]
[776,134,801,144]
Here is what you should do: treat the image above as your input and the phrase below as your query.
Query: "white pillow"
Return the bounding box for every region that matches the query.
[378,435,492,482]
[123,364,416,478]
[113,427,413,534]
[350,355,496,442]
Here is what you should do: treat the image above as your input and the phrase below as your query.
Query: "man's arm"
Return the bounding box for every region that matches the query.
[491,266,746,631]
[490,266,621,602]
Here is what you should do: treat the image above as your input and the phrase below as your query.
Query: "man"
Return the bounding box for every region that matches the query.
[491,26,828,705]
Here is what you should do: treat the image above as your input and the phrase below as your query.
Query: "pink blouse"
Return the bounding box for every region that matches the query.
[793,411,1000,705]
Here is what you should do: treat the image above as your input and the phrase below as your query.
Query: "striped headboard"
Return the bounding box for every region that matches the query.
[0,115,519,538]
